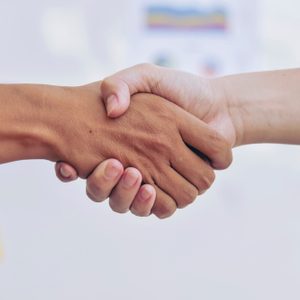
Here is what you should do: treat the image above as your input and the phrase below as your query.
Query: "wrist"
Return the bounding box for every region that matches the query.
[211,75,248,147]
[0,84,65,163]
[207,77,240,147]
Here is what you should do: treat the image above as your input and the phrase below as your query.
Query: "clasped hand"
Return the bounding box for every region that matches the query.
[55,80,232,218]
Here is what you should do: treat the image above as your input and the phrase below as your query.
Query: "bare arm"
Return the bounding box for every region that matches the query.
[215,69,300,146]
[1,82,230,218]
[0,84,62,164]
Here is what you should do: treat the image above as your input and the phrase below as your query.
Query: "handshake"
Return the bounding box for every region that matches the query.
[55,80,233,218]
[2,65,299,218]
[55,66,233,219]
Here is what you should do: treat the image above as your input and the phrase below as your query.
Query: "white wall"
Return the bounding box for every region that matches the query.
[0,1,300,299]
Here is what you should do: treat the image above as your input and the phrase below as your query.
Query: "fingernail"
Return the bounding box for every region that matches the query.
[123,170,138,188]
[106,95,118,116]
[140,186,152,200]
[60,166,71,178]
[105,162,121,179]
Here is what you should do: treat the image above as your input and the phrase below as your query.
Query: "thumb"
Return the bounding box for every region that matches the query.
[101,77,131,118]
[101,63,164,118]
[100,64,195,119]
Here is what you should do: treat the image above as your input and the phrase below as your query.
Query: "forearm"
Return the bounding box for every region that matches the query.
[0,84,62,164]
[217,69,300,146]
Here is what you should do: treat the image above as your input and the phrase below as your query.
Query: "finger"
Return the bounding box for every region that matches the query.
[178,111,233,170]
[55,162,78,182]
[109,168,142,214]
[154,168,199,209]
[86,159,124,202]
[130,184,156,217]
[170,148,215,195]
[101,63,162,118]
[151,185,177,219]
[101,79,131,118]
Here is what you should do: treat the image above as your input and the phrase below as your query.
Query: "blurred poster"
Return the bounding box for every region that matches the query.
[146,5,228,32]
[127,0,259,76]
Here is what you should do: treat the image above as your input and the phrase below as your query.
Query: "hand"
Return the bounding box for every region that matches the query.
[55,65,235,217]
[101,63,237,146]
[53,82,231,218]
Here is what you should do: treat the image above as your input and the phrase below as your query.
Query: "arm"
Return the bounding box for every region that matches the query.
[0,84,63,164]
[215,69,300,146]
[1,82,230,218]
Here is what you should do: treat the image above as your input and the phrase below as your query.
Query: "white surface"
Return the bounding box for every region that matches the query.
[0,1,300,299]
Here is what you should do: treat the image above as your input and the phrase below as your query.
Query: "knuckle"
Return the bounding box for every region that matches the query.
[210,131,228,154]
[130,208,150,217]
[199,189,208,196]
[209,133,233,169]
[86,188,102,203]
[199,170,216,191]
[222,148,233,169]
[101,77,111,90]
[152,201,176,219]
[155,211,174,220]
[136,63,162,93]
[109,200,129,214]
[151,135,173,157]
[87,179,103,197]
[177,186,198,208]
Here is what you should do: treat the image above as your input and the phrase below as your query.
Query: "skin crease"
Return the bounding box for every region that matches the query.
[0,82,232,219]
[56,65,300,218]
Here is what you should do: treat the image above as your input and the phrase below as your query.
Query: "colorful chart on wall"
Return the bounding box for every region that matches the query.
[127,0,258,76]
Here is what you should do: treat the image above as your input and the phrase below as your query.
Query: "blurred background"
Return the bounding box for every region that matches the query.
[0,0,300,299]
